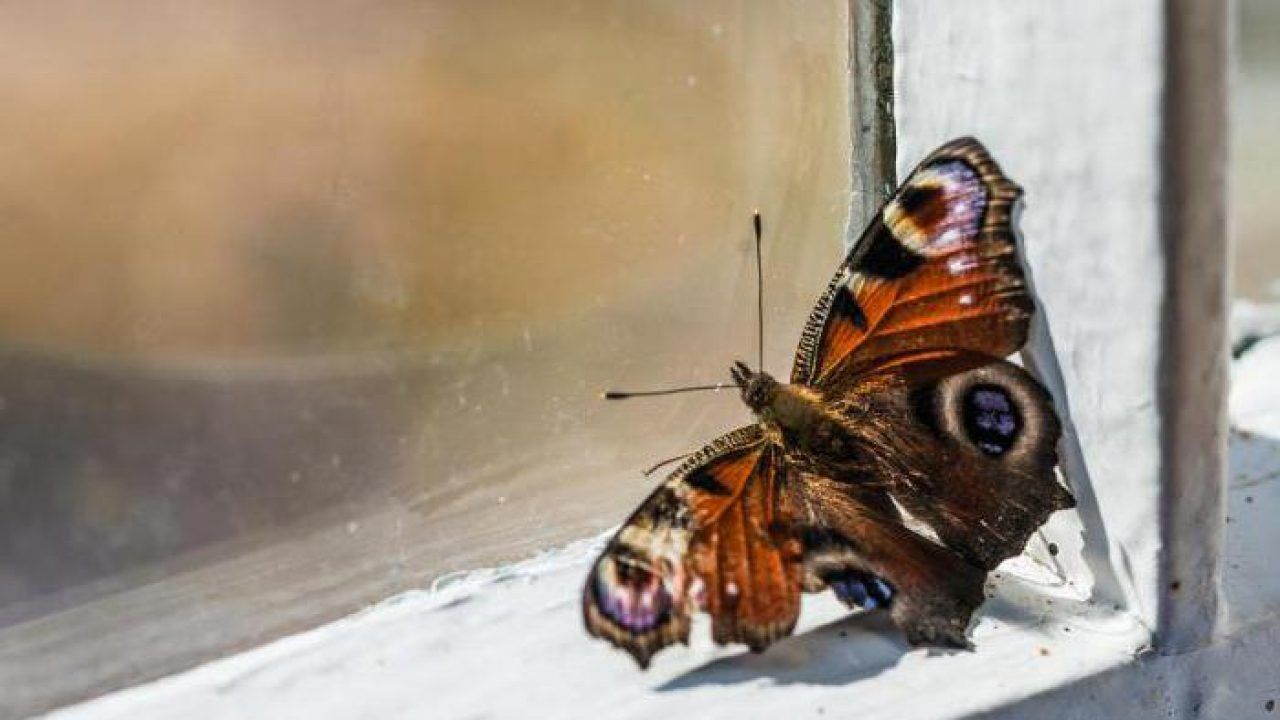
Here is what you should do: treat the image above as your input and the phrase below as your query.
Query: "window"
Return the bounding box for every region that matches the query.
[0,1,853,715]
[7,2,1265,718]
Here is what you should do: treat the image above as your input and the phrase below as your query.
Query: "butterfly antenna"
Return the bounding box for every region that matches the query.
[603,213,762,402]
[601,383,733,400]
[642,452,693,477]
[753,210,764,371]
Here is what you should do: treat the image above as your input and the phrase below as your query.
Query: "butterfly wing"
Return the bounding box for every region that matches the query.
[789,136,1072,571]
[583,426,803,667]
[827,356,1074,571]
[780,471,986,647]
[791,137,1029,387]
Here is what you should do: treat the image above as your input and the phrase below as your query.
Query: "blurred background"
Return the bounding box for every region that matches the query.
[1235,0,1279,301]
[0,0,1273,714]
[0,1,852,711]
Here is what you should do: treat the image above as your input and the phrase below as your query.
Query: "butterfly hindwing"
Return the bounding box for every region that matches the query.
[890,357,1074,570]
[822,354,1075,571]
[781,472,986,647]
[583,425,803,666]
[792,137,1030,387]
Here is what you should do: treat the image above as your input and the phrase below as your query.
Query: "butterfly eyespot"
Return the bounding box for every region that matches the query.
[896,183,947,229]
[926,362,1057,466]
[962,384,1022,456]
[884,160,987,255]
[593,556,672,633]
[825,570,894,610]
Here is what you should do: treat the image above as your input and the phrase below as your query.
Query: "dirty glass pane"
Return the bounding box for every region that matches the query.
[0,0,851,708]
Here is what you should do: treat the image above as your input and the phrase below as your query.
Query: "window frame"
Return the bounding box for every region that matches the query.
[893,0,1229,656]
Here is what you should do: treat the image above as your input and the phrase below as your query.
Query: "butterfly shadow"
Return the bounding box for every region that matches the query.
[656,610,936,690]
[1012,207,1128,612]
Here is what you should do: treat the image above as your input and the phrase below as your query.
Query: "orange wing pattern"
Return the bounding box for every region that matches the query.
[583,426,802,667]
[792,138,1030,387]
[686,445,802,651]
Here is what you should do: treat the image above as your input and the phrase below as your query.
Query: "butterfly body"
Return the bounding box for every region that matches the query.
[730,364,887,487]
[585,138,1076,668]
[732,365,843,457]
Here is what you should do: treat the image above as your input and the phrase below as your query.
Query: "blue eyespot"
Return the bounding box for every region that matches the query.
[829,571,894,610]
[963,384,1021,456]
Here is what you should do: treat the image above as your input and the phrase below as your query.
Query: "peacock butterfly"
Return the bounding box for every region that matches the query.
[583,138,1075,667]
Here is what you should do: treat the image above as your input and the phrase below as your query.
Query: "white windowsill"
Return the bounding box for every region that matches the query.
[41,538,1147,720]
[43,332,1280,720]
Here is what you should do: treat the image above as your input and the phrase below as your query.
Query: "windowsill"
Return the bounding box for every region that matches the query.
[41,339,1280,720]
[42,534,1148,720]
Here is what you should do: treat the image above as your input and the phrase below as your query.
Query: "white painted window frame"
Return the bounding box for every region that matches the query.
[888,1,1280,716]
[891,0,1230,655]
[890,0,1228,653]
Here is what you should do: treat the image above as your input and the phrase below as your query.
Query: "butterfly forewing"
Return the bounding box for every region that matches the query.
[792,137,1029,387]
[688,444,803,651]
[583,425,803,666]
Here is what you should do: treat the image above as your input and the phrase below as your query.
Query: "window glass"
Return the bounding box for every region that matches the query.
[0,0,851,673]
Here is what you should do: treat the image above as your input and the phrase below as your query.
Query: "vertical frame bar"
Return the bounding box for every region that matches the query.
[892,0,1232,656]
[847,0,896,242]
[1157,0,1230,653]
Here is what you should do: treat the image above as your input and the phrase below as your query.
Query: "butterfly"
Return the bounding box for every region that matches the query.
[582,138,1076,668]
